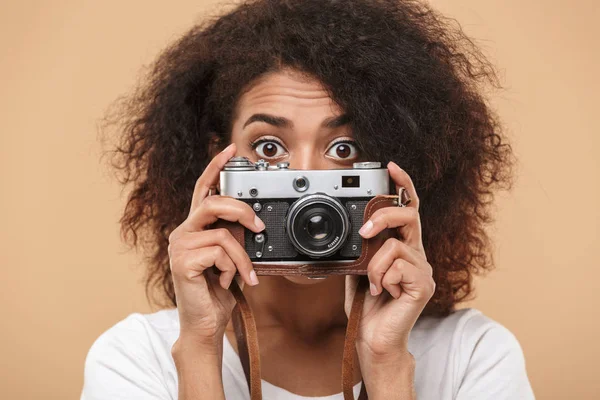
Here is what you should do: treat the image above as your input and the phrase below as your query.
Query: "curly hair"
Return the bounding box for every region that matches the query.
[100,0,515,317]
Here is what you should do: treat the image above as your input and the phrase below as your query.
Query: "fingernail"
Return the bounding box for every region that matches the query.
[249,270,259,286]
[254,215,265,231]
[370,282,379,296]
[220,143,234,153]
[359,220,373,237]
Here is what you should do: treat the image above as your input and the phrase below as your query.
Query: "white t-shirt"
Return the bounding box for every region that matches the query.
[80,307,535,399]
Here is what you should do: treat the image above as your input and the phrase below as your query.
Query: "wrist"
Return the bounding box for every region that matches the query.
[359,347,415,372]
[172,334,223,363]
[172,335,226,400]
[358,348,416,400]
[356,334,410,362]
[357,341,413,364]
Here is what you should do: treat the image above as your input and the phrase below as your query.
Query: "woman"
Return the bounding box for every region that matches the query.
[82,0,535,399]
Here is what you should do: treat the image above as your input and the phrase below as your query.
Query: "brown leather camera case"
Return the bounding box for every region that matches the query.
[212,194,399,277]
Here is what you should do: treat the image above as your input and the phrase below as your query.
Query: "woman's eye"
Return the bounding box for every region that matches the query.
[254,140,286,159]
[326,141,359,160]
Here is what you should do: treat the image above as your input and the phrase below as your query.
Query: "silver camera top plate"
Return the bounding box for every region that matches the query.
[220,157,389,199]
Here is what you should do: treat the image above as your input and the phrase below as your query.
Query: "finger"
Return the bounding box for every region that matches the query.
[358,206,423,251]
[176,229,258,287]
[172,245,236,289]
[189,143,237,217]
[372,238,429,271]
[182,195,265,234]
[388,161,419,210]
[381,259,436,302]
[367,238,432,295]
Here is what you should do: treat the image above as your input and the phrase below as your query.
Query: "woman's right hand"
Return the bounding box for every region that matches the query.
[168,143,264,351]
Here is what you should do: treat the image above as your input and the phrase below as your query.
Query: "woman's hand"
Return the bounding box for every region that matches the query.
[344,161,435,360]
[168,143,263,350]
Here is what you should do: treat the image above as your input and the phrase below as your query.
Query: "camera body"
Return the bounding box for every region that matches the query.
[219,157,390,263]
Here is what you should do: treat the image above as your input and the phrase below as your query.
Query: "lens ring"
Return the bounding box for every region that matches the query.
[286,194,350,257]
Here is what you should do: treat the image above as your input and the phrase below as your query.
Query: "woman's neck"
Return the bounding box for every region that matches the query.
[241,275,348,341]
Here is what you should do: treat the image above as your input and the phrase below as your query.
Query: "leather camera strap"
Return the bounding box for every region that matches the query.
[229,279,263,399]
[229,276,369,400]
[217,194,401,399]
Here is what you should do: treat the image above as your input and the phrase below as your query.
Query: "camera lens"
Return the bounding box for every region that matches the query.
[286,194,350,257]
[296,178,306,188]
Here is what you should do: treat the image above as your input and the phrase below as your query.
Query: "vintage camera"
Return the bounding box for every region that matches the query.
[219,157,390,262]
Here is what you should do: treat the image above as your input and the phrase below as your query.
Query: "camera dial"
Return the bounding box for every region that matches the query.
[223,156,255,171]
[352,161,381,169]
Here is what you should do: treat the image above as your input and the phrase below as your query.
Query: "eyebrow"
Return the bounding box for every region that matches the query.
[242,113,350,129]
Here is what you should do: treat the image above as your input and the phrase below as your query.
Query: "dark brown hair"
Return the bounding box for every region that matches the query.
[101,0,515,316]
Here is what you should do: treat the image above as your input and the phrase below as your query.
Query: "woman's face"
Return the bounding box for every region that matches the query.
[229,68,360,285]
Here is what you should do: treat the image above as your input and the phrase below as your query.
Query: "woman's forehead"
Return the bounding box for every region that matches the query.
[234,70,344,118]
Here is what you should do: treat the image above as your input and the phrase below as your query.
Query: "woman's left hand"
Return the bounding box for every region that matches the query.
[344,161,435,360]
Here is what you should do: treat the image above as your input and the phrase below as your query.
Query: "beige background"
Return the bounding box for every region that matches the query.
[1,0,598,398]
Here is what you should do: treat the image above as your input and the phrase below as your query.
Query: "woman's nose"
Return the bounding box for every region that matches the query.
[288,148,330,170]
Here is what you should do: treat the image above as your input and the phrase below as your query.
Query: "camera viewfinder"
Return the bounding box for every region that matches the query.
[342,175,360,188]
